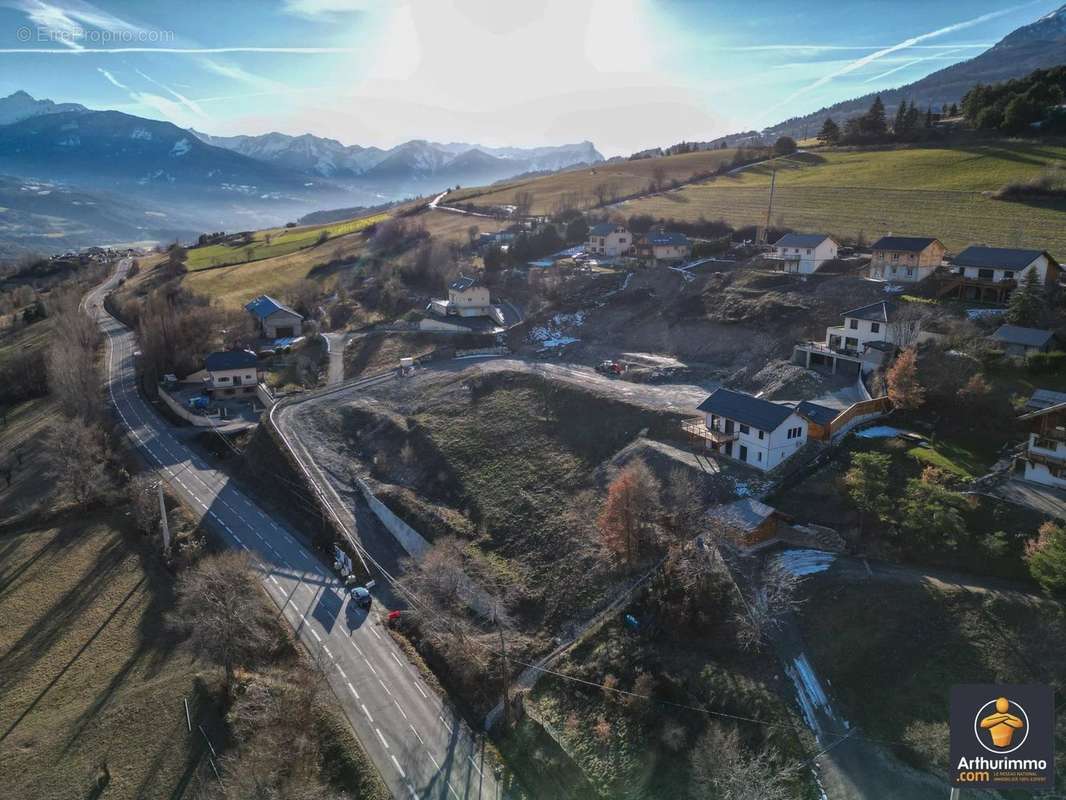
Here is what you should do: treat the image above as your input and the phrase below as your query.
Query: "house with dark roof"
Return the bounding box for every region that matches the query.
[707,498,781,547]
[1018,396,1066,489]
[685,387,808,471]
[939,246,1061,304]
[204,349,261,397]
[795,400,839,441]
[989,325,1057,359]
[586,223,631,258]
[792,300,909,376]
[868,236,945,283]
[635,228,691,262]
[245,295,304,339]
[769,233,838,274]
[428,274,501,322]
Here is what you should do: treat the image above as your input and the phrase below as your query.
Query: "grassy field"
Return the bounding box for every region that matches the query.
[0,396,59,525]
[0,512,218,800]
[797,575,1066,787]
[444,149,742,215]
[622,143,1066,253]
[184,212,388,271]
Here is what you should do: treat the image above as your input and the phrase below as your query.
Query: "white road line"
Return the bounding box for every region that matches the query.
[347,681,360,700]
[337,665,347,679]
[468,756,483,776]
[391,652,404,668]
[310,629,322,642]
[390,755,405,778]
[409,724,424,745]
[393,699,408,720]
[439,716,453,734]
[375,728,389,750]
[370,626,382,640]
[350,639,364,658]
[323,645,333,659]
[427,751,440,769]
[364,657,377,675]
[378,679,392,697]
[269,576,280,586]
[415,683,428,699]
[362,704,374,723]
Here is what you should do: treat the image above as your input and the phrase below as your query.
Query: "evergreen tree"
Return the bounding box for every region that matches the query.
[925,105,934,128]
[949,103,959,116]
[1026,522,1066,594]
[844,452,892,537]
[1006,269,1044,326]
[893,101,908,137]
[817,117,841,144]
[865,95,888,137]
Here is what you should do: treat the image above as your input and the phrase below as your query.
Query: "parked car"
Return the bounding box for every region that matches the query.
[349,585,372,609]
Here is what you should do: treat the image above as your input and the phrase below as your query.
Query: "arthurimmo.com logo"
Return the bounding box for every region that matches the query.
[950,684,1055,789]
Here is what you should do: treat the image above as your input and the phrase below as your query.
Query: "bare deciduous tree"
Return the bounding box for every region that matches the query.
[691,726,798,800]
[127,473,158,535]
[513,190,535,218]
[172,551,284,693]
[46,289,103,422]
[734,561,803,651]
[49,416,111,506]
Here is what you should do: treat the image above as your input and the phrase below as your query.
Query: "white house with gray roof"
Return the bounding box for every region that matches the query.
[586,223,631,258]
[940,246,1061,304]
[770,233,838,274]
[428,274,502,322]
[686,387,808,472]
[792,300,919,376]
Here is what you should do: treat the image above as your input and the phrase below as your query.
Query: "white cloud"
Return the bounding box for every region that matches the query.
[96,66,127,89]
[863,48,964,84]
[281,0,379,19]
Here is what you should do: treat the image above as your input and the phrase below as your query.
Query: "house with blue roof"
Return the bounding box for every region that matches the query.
[770,233,838,274]
[636,228,691,262]
[245,294,304,339]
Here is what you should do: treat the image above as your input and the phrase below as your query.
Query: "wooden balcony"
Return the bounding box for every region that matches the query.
[1026,448,1066,469]
[683,418,738,444]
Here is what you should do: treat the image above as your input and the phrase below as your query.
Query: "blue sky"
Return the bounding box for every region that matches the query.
[0,0,1061,155]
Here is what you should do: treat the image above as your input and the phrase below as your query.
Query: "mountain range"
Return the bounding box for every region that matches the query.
[764,3,1066,139]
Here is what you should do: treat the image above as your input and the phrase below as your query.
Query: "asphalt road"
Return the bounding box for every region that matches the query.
[85,260,501,800]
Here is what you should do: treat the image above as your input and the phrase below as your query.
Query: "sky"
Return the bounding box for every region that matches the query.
[0,0,1061,156]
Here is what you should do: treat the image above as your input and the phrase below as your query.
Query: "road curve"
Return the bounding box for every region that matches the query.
[85,260,501,800]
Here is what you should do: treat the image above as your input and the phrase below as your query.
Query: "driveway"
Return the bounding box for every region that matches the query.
[993,477,1066,521]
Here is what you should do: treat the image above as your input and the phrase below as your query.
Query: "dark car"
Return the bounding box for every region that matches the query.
[349,585,372,609]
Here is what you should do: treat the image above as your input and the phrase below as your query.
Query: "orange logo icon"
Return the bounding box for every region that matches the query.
[979,697,1025,749]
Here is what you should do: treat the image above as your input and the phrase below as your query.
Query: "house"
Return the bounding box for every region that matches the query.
[940,247,1061,304]
[636,229,691,262]
[245,295,304,339]
[1024,388,1066,413]
[685,387,808,472]
[792,300,908,376]
[706,498,780,547]
[795,400,838,442]
[868,236,945,283]
[204,349,260,397]
[769,233,839,274]
[989,325,1056,359]
[428,275,503,322]
[1017,398,1066,489]
[587,222,631,258]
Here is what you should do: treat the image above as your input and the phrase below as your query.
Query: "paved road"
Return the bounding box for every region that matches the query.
[85,261,501,800]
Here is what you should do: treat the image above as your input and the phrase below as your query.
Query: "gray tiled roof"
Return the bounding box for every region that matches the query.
[774,233,833,249]
[871,235,940,252]
[795,401,838,427]
[450,274,479,291]
[589,222,623,237]
[954,246,1055,270]
[205,349,257,371]
[696,387,795,431]
[842,300,897,322]
[991,325,1055,348]
[707,498,776,532]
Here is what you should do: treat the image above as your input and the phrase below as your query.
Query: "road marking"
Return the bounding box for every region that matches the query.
[409,724,424,744]
[269,576,279,586]
[362,704,374,723]
[370,626,382,640]
[364,657,377,676]
[337,665,347,679]
[414,683,428,699]
[378,679,392,697]
[393,699,408,720]
[390,652,403,668]
[375,728,389,750]
[347,681,360,700]
[390,755,405,778]
[439,715,452,734]
[468,756,483,776]
[350,640,364,658]
[427,751,440,769]
[310,629,322,642]
[323,645,333,659]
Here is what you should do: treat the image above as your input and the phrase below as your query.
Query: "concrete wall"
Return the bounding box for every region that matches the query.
[352,475,430,558]
[158,386,229,428]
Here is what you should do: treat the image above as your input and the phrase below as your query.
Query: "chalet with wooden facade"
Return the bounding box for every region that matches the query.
[707,498,781,548]
[1018,397,1066,489]
[938,246,1061,304]
[868,236,945,283]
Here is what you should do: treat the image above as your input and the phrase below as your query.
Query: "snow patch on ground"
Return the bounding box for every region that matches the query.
[530,311,586,348]
[130,127,152,140]
[772,549,836,577]
[785,654,843,738]
[855,425,903,439]
[967,308,1006,319]
[170,137,191,156]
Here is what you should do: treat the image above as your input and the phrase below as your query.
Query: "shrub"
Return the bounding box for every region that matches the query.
[1026,351,1066,373]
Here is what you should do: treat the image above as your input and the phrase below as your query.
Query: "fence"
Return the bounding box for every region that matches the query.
[827,396,893,439]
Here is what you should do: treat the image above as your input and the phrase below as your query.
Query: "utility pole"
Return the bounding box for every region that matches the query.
[158,482,170,554]
[949,789,960,800]
[762,163,777,244]
[494,602,510,728]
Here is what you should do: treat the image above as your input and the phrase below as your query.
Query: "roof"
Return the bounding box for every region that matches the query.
[449,274,480,292]
[205,349,258,371]
[795,401,838,427]
[774,233,834,249]
[245,294,301,320]
[842,300,897,323]
[644,230,690,247]
[954,246,1055,270]
[707,498,776,533]
[1020,400,1066,421]
[1025,389,1066,412]
[870,235,941,253]
[696,387,795,432]
[990,325,1055,348]
[589,222,624,237]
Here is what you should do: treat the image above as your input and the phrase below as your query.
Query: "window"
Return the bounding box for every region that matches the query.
[1035,436,1058,450]
[891,253,899,262]
[758,430,764,440]
[848,319,858,330]
[216,376,230,383]
[1003,270,1015,281]
[906,267,914,277]
[870,322,880,334]
[806,249,812,255]
[786,426,804,440]
[978,268,994,281]
[757,452,762,462]
[739,424,750,435]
